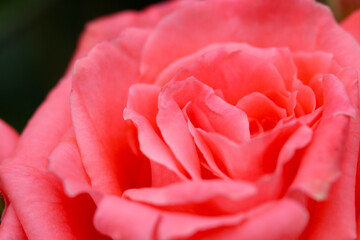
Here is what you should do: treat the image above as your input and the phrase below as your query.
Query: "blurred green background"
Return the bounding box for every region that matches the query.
[0,0,358,132]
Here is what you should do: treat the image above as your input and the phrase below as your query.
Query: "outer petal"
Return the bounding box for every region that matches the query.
[141,0,360,82]
[188,199,308,240]
[307,114,359,240]
[71,38,146,195]
[0,204,27,240]
[341,9,360,44]
[291,74,356,200]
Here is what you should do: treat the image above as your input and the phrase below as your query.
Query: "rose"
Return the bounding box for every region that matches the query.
[1,0,360,239]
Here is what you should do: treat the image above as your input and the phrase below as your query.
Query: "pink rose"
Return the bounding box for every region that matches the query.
[1,0,360,239]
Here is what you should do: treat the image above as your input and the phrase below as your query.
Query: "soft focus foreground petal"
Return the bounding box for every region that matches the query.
[141,0,360,81]
[0,166,72,240]
[71,39,148,195]
[188,199,308,240]
[94,195,246,240]
[95,196,307,240]
[307,113,359,240]
[123,180,257,215]
[0,120,18,160]
[0,165,110,240]
[341,9,360,44]
[0,204,27,240]
[291,74,356,200]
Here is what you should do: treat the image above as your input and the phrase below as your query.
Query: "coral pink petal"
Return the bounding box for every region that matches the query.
[341,9,360,44]
[157,79,205,179]
[185,101,250,144]
[95,195,269,240]
[123,180,257,214]
[291,74,356,200]
[0,165,110,240]
[192,199,308,240]
[185,115,229,178]
[173,47,287,105]
[124,83,186,184]
[123,108,187,180]
[277,125,313,171]
[236,92,287,130]
[126,84,161,129]
[307,113,359,240]
[292,51,338,85]
[197,121,301,181]
[0,204,27,240]
[0,165,77,240]
[293,80,317,116]
[318,10,360,74]
[0,120,18,161]
[48,128,93,198]
[95,196,307,240]
[141,0,348,82]
[71,39,148,194]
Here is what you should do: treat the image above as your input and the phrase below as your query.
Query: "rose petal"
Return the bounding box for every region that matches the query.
[48,128,93,198]
[94,195,246,240]
[341,9,360,44]
[123,180,257,215]
[306,114,359,240]
[292,51,340,85]
[0,165,110,240]
[123,108,187,181]
[293,80,317,116]
[197,120,303,181]
[95,195,308,240]
[0,204,26,240]
[124,83,186,185]
[291,74,356,200]
[157,79,205,179]
[0,165,74,240]
[188,199,308,240]
[141,0,340,82]
[172,47,288,105]
[72,38,151,194]
[236,92,287,131]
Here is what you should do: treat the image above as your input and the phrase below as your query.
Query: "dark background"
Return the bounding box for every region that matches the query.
[0,0,355,132]
[0,0,163,132]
